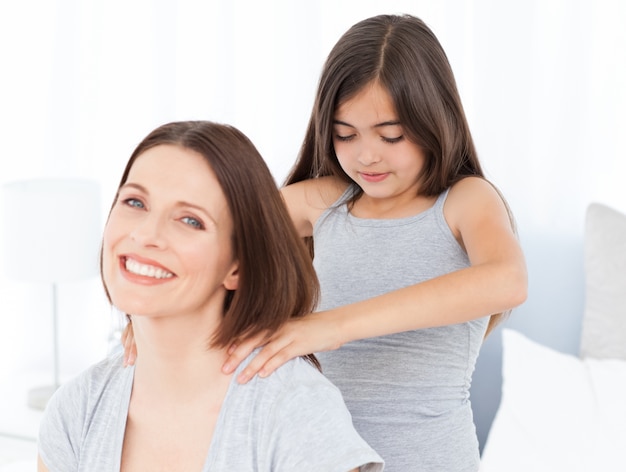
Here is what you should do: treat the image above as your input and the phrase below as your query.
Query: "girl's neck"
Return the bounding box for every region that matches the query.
[351,191,438,219]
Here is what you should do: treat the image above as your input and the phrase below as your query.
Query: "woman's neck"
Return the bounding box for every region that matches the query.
[130,314,231,399]
[120,314,233,472]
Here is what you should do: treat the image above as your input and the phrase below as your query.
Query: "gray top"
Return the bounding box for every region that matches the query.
[314,186,488,472]
[38,351,383,472]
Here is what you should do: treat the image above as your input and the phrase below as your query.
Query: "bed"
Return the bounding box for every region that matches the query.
[480,202,626,471]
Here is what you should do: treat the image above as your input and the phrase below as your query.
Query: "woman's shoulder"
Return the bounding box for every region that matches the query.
[46,352,129,412]
[274,356,337,390]
[39,353,130,471]
[234,355,343,415]
[76,351,128,390]
[245,354,338,397]
[241,356,384,471]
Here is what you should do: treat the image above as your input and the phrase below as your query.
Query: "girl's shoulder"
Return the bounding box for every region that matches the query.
[446,176,507,211]
[281,176,350,237]
[448,175,491,193]
[285,175,348,204]
[445,176,512,237]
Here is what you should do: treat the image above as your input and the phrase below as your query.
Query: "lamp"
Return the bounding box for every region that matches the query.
[1,179,101,410]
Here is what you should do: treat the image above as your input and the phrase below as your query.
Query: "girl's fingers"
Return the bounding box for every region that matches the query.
[257,345,296,378]
[235,339,291,384]
[222,332,267,376]
[231,315,336,383]
[122,321,137,367]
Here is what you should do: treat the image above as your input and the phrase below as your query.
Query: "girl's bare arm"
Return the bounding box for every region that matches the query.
[223,177,527,383]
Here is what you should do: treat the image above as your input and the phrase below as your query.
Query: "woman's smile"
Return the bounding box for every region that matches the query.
[122,255,175,281]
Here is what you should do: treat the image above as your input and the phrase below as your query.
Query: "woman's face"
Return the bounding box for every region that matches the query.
[102,144,239,320]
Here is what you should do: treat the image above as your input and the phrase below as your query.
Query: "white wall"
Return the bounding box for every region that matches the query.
[1,0,624,448]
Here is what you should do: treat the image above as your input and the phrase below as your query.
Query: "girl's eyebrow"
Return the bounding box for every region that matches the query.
[333,119,402,128]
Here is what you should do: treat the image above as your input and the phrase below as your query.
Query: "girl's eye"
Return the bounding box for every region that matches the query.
[123,198,144,209]
[181,216,204,230]
[334,134,355,142]
[382,136,403,144]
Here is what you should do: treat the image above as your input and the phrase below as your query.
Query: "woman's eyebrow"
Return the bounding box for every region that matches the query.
[120,182,147,193]
[175,200,210,216]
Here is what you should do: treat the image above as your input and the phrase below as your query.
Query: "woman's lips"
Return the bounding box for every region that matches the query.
[119,255,175,284]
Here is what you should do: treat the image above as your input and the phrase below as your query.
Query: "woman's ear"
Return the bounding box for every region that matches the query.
[223,262,239,290]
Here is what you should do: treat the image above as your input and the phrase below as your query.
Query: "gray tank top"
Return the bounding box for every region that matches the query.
[314,186,488,471]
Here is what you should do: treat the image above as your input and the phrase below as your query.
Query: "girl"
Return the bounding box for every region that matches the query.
[38,121,383,471]
[222,14,528,471]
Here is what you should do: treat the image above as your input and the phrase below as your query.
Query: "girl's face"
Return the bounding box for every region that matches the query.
[102,144,239,321]
[332,81,427,204]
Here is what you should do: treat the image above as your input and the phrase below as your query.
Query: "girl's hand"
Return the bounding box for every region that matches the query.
[121,319,137,367]
[222,312,343,384]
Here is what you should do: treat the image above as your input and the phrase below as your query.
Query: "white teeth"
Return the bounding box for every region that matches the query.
[125,258,174,279]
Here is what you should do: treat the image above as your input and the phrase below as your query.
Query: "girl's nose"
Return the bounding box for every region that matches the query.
[358,147,382,166]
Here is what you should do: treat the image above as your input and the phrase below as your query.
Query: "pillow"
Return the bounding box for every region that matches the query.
[480,329,626,472]
[580,203,626,359]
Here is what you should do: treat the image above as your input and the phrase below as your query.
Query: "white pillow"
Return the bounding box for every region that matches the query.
[480,329,626,472]
[581,203,626,359]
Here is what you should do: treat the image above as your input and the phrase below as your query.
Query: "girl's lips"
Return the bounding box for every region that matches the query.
[359,172,389,183]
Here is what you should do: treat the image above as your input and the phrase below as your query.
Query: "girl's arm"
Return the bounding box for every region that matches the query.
[222,177,527,383]
[279,176,348,237]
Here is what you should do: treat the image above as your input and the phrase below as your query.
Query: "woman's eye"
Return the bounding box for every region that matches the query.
[382,136,403,144]
[123,198,144,209]
[181,216,204,230]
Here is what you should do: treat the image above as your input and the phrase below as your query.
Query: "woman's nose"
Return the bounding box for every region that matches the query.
[130,214,167,248]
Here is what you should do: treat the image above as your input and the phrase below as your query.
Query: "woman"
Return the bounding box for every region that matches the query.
[37,121,383,472]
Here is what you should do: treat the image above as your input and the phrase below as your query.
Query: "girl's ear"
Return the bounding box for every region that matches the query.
[223,262,239,290]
